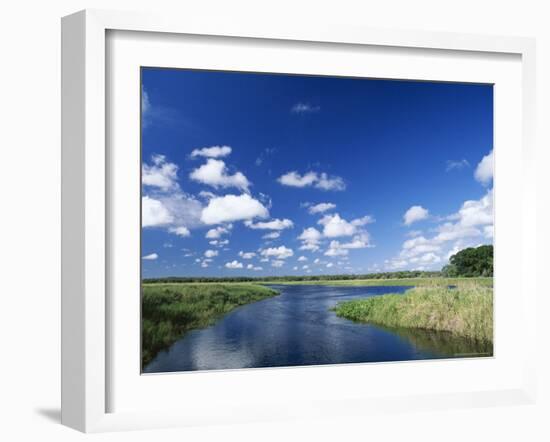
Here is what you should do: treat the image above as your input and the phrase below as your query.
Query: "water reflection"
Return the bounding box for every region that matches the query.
[143,284,491,373]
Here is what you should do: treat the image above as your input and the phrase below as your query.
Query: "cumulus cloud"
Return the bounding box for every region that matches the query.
[244,218,294,230]
[324,233,372,257]
[403,205,429,225]
[326,262,333,268]
[318,213,372,238]
[209,239,229,247]
[205,225,232,239]
[142,196,174,227]
[190,145,232,158]
[316,173,346,191]
[225,260,243,269]
[385,189,493,271]
[204,249,218,258]
[291,102,320,113]
[142,154,204,236]
[201,194,269,225]
[190,159,250,191]
[474,150,494,185]
[298,227,323,251]
[142,155,179,191]
[238,251,256,259]
[262,232,280,240]
[271,260,285,268]
[307,202,336,214]
[168,226,191,237]
[277,171,345,191]
[260,246,294,260]
[142,253,158,260]
[297,256,308,262]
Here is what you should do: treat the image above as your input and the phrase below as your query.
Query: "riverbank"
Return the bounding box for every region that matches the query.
[142,283,279,367]
[333,282,493,343]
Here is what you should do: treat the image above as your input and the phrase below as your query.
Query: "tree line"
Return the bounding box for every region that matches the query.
[143,245,493,284]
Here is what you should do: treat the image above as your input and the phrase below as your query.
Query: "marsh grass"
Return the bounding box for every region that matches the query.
[142,283,278,368]
[334,281,493,344]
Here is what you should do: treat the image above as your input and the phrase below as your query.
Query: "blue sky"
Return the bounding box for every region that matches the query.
[141,68,493,278]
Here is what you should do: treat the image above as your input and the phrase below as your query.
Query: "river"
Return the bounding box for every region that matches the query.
[143,284,492,373]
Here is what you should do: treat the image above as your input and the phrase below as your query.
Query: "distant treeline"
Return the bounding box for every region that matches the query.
[143,270,442,284]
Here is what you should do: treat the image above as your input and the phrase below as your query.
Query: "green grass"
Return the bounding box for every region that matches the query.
[333,281,493,344]
[142,283,278,368]
[262,277,493,287]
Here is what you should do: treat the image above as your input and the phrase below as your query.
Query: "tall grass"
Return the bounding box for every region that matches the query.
[142,283,278,368]
[334,282,493,343]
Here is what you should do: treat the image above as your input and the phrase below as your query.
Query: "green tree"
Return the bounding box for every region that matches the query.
[443,245,493,277]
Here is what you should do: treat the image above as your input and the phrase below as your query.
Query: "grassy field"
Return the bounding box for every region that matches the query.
[333,281,493,344]
[261,277,493,287]
[142,283,278,367]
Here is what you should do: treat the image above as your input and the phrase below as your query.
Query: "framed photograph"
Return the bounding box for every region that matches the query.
[62,9,538,432]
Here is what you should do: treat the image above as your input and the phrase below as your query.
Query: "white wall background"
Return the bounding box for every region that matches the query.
[0,1,548,441]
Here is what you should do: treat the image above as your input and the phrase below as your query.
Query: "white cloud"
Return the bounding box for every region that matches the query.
[324,232,372,257]
[297,227,322,251]
[318,213,361,237]
[190,145,232,158]
[326,262,333,268]
[351,215,375,226]
[225,260,243,269]
[168,226,191,237]
[142,196,174,227]
[384,189,493,271]
[277,171,345,191]
[302,265,309,270]
[324,243,349,257]
[209,239,229,247]
[190,159,250,192]
[262,232,280,240]
[315,173,346,191]
[142,253,158,260]
[238,251,256,259]
[403,205,429,225]
[244,218,294,230]
[205,225,232,239]
[307,202,336,214]
[293,266,298,271]
[278,171,318,187]
[314,258,320,264]
[247,264,254,270]
[291,102,320,113]
[271,260,285,268]
[142,154,204,235]
[204,249,218,258]
[260,246,294,260]
[201,194,268,225]
[474,150,494,185]
[253,266,263,271]
[142,155,179,191]
[297,256,308,262]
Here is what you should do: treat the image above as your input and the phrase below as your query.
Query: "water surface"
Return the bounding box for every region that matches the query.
[144,284,490,373]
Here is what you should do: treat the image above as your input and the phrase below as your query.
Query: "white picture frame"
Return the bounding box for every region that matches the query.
[61,9,538,433]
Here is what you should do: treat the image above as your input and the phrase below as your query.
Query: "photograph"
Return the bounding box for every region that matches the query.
[140,68,494,373]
